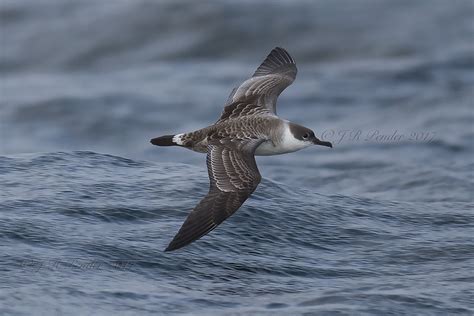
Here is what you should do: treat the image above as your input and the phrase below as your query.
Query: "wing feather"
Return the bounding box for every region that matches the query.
[165,140,263,251]
[219,47,297,120]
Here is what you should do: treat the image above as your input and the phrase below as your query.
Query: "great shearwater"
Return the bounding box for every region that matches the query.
[151,47,332,251]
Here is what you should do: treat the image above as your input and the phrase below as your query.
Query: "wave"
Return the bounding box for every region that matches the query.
[1,151,472,314]
[2,151,472,244]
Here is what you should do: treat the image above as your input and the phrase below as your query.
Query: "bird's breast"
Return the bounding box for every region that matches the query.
[255,141,286,156]
[254,139,305,156]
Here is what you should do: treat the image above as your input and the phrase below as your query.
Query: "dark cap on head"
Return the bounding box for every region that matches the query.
[289,123,332,148]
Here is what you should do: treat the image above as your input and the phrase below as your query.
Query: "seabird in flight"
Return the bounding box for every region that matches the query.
[151,47,332,251]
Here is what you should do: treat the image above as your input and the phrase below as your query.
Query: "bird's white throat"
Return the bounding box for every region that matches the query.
[255,122,310,156]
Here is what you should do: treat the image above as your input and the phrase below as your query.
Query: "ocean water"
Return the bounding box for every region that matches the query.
[1,0,473,315]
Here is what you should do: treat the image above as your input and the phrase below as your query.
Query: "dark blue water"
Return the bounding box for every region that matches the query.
[1,0,473,315]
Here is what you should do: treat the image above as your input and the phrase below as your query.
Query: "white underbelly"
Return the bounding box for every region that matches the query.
[255,140,302,156]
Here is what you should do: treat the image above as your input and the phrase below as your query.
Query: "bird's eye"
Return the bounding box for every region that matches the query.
[302,133,309,139]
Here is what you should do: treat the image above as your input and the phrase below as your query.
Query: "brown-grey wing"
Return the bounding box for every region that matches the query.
[216,95,273,123]
[164,139,264,251]
[220,47,297,118]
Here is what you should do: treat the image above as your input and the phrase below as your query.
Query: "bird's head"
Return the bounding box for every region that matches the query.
[289,123,333,148]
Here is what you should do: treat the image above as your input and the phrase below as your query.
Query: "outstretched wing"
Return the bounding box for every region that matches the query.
[220,47,297,119]
[165,139,264,251]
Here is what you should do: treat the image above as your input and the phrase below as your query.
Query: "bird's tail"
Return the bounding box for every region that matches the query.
[150,134,184,147]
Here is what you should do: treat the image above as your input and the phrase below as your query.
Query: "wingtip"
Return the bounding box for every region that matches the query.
[164,239,187,252]
[164,244,176,252]
[273,46,288,54]
[253,47,296,77]
[164,233,202,252]
[270,47,294,62]
[164,240,179,252]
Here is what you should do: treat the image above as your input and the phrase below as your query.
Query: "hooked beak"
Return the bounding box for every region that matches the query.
[313,137,333,148]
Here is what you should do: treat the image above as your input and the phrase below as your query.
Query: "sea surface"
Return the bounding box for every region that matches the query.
[1,0,473,315]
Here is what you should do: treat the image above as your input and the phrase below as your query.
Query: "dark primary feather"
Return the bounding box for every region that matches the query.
[222,47,297,117]
[252,47,296,78]
[164,189,253,251]
[165,140,263,251]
